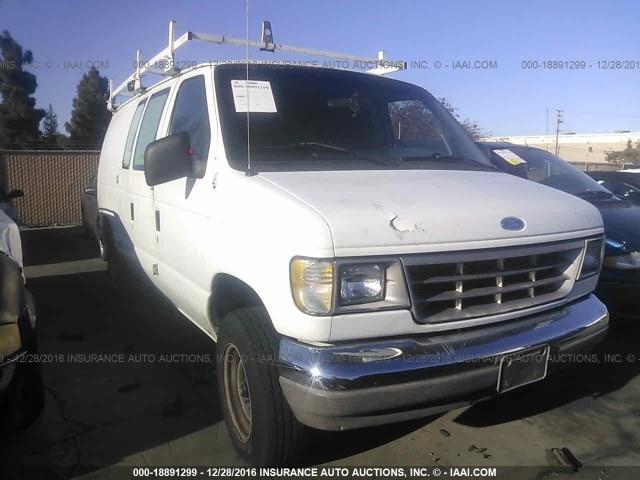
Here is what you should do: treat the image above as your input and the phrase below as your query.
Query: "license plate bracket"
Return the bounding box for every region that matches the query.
[497,345,550,393]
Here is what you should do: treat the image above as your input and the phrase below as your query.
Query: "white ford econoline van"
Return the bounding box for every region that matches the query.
[97,59,609,464]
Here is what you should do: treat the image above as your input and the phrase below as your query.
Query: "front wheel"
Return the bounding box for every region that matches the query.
[216,307,305,465]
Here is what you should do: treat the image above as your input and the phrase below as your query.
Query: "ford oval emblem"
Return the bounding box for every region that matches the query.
[501,216,526,231]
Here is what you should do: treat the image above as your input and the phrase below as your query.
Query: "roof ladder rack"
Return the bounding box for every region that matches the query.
[108,20,406,111]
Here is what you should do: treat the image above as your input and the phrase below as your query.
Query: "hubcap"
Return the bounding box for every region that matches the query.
[223,343,252,442]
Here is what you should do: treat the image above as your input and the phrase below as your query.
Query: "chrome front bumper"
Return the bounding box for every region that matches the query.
[278,294,609,431]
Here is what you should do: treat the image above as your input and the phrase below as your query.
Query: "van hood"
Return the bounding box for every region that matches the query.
[260,169,603,256]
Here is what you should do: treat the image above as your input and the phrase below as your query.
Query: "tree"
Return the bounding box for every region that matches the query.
[439,97,488,140]
[0,30,45,148]
[388,97,489,144]
[388,100,441,141]
[605,139,640,166]
[41,103,58,139]
[65,66,110,147]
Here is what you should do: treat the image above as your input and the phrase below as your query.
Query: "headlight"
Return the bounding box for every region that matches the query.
[579,237,604,279]
[290,258,334,315]
[339,264,384,305]
[290,257,410,315]
[603,237,640,270]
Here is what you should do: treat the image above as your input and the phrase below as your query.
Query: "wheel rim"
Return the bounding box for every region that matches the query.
[223,343,252,442]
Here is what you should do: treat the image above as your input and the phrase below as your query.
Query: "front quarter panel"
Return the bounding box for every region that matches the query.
[209,170,335,342]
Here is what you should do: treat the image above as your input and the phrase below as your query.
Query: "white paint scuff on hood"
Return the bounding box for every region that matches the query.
[260,169,604,256]
[0,209,23,267]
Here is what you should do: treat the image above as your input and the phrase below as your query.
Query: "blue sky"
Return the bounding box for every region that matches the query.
[2,0,639,136]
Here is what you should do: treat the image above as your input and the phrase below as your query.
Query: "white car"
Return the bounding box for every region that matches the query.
[98,61,608,464]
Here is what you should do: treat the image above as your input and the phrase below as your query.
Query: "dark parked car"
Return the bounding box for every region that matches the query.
[587,171,640,204]
[0,186,23,224]
[0,209,43,435]
[479,142,640,316]
[81,176,98,239]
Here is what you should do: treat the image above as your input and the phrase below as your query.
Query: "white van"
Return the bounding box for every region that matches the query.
[97,35,608,464]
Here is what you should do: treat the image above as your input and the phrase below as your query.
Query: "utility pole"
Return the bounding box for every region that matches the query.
[554,110,564,156]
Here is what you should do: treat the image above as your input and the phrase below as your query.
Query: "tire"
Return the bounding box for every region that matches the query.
[216,307,305,465]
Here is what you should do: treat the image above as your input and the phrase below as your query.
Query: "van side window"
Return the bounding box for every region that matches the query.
[122,99,147,168]
[132,89,170,170]
[169,75,210,176]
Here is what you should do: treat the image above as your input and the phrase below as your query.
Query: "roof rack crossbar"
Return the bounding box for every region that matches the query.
[108,20,406,111]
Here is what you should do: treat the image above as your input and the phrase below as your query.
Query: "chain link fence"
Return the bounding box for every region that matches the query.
[0,150,100,227]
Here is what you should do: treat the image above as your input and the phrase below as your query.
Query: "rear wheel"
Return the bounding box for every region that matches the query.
[216,307,305,465]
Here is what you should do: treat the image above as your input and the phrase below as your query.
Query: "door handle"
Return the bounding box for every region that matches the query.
[155,210,161,231]
[130,202,135,221]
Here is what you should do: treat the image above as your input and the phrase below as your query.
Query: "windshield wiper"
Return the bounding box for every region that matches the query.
[576,190,614,199]
[401,153,496,169]
[261,142,398,167]
[292,142,352,153]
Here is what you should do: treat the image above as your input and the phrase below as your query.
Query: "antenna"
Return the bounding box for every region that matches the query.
[245,0,254,176]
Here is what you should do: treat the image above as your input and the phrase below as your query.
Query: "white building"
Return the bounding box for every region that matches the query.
[483,131,640,165]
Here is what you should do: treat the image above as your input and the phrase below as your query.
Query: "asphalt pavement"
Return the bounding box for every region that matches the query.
[2,227,639,479]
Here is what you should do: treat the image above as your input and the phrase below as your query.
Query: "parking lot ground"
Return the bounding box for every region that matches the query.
[2,227,640,479]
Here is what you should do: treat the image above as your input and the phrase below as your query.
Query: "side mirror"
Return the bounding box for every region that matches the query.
[144,132,193,186]
[7,189,23,199]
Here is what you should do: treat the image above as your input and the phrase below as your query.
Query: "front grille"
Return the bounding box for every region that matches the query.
[403,240,585,324]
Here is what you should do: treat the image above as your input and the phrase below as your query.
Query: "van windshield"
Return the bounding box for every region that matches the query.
[215,64,494,172]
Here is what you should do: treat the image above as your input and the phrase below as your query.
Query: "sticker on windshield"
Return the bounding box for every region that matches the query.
[492,149,527,166]
[231,80,277,113]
